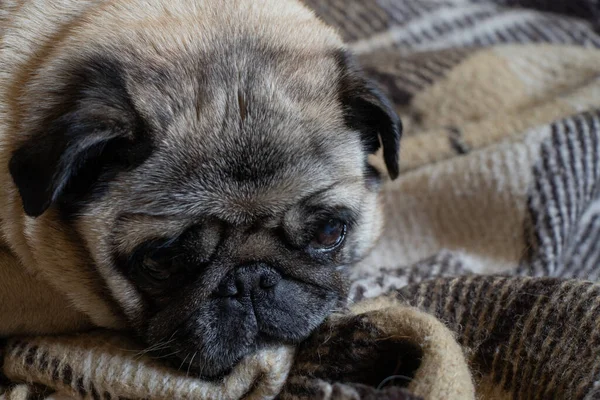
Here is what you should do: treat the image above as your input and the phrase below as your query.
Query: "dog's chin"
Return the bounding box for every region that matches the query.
[147,279,342,378]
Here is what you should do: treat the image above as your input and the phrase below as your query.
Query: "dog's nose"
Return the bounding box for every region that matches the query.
[215,264,281,297]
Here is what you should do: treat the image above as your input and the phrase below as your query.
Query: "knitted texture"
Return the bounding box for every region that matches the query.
[3,0,600,399]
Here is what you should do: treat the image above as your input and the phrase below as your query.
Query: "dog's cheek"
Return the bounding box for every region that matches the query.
[255,279,340,340]
[97,270,148,329]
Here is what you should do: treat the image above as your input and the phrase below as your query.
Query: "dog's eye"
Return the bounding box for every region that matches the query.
[142,252,172,281]
[310,218,346,251]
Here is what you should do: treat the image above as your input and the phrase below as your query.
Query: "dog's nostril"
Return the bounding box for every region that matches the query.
[216,264,281,297]
[216,281,238,297]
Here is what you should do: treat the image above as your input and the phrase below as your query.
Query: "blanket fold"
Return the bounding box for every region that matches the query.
[281,298,474,400]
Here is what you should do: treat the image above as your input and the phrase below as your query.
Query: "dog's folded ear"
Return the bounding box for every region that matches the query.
[9,58,150,217]
[336,50,402,180]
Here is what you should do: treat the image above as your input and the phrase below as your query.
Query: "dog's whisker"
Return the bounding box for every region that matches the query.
[133,341,175,358]
[187,351,198,377]
[150,350,181,360]
[133,343,178,360]
[132,329,181,358]
[178,353,190,372]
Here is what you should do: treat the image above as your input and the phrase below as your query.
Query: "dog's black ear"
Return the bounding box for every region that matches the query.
[9,58,149,217]
[337,50,402,180]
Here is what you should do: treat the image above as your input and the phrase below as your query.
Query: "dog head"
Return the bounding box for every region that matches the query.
[8,0,401,377]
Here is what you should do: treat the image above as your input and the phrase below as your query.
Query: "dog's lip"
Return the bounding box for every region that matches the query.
[149,332,258,379]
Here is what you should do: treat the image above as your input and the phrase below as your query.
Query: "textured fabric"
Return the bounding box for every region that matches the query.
[2,334,294,400]
[399,276,600,399]
[3,0,600,399]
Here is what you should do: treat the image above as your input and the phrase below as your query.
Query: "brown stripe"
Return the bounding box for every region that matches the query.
[24,346,38,367]
[77,376,88,397]
[51,359,60,382]
[454,276,483,347]
[470,277,510,353]
[91,384,101,400]
[461,278,492,348]
[62,364,73,387]
[38,352,49,373]
[442,277,467,337]
[12,342,26,358]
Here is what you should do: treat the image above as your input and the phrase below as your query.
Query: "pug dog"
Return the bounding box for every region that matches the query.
[0,0,401,377]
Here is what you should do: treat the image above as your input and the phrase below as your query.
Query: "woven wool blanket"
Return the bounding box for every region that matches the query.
[3,0,600,399]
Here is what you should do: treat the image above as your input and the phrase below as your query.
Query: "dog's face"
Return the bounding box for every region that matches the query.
[7,3,401,377]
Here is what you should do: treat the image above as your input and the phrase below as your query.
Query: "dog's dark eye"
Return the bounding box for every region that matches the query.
[310,219,346,251]
[142,252,173,281]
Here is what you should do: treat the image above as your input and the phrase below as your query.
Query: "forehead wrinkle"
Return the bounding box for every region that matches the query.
[192,169,338,224]
[300,176,366,210]
[108,54,363,224]
[110,214,193,254]
[121,158,350,225]
[121,125,365,216]
[275,174,367,229]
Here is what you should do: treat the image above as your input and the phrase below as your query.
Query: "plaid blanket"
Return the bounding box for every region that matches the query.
[3,0,600,399]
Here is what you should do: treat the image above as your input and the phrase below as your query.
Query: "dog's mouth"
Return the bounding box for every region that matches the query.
[144,277,342,378]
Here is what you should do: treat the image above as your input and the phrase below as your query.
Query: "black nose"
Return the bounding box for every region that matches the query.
[216,264,281,297]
